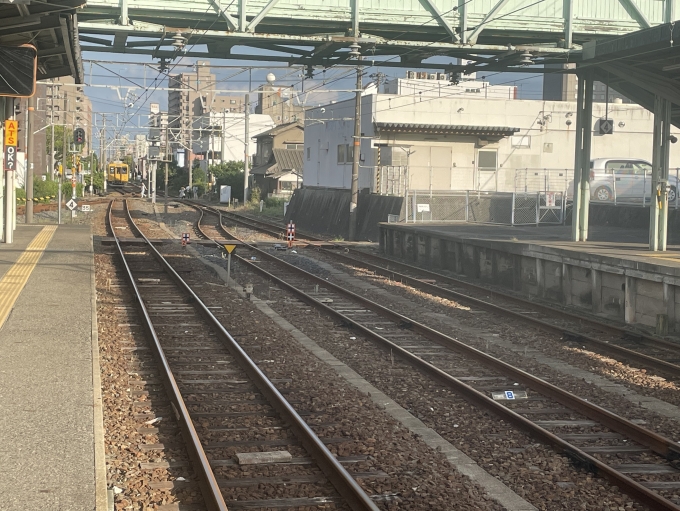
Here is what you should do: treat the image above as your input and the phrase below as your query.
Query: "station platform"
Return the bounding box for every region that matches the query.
[379,222,680,332]
[0,225,105,510]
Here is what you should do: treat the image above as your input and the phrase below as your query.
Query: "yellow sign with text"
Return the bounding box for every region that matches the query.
[224,244,237,254]
[4,120,18,147]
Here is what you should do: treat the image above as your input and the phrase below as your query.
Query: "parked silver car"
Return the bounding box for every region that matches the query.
[570,158,679,203]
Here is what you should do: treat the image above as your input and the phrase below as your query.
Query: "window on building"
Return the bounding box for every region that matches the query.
[337,144,346,164]
[286,144,303,150]
[230,100,236,104]
[511,135,531,148]
[306,147,311,160]
[346,144,354,163]
[477,150,497,171]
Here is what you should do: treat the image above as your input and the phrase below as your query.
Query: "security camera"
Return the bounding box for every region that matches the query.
[671,135,678,144]
[320,107,326,113]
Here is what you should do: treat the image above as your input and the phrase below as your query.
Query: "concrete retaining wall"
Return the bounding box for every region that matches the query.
[581,204,680,244]
[285,188,403,241]
[380,223,680,332]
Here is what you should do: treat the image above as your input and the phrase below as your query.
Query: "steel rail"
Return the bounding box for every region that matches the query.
[106,200,229,511]
[191,203,680,511]
[206,209,680,375]
[317,248,680,379]
[334,248,680,350]
[196,205,680,455]
[212,208,677,351]
[188,200,324,241]
[139,202,381,511]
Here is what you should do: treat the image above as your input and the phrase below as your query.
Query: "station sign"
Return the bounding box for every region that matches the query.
[3,119,18,172]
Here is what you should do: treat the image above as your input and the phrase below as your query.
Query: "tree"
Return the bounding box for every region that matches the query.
[46,125,85,170]
[85,171,104,192]
[209,161,244,201]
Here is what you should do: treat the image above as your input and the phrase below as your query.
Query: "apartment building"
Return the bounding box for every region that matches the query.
[168,61,245,166]
[255,84,305,125]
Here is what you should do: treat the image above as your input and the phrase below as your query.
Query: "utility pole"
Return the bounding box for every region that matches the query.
[26,95,35,223]
[50,81,55,179]
[101,114,107,193]
[244,93,250,203]
[221,110,226,165]
[4,98,15,243]
[151,159,157,204]
[348,43,362,241]
[164,124,169,215]
[188,116,193,190]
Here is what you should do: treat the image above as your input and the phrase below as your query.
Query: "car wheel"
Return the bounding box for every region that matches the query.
[594,186,612,202]
[669,186,677,203]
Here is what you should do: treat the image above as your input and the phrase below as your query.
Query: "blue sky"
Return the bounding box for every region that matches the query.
[80,51,544,136]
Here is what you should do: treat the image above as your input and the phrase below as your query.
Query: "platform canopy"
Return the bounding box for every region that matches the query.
[0,0,84,82]
[579,22,680,128]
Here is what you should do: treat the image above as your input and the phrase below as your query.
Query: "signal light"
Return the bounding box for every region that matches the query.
[73,127,85,144]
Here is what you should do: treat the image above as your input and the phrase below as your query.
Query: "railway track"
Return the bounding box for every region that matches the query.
[204,208,680,381]
[107,199,381,511]
[190,202,680,510]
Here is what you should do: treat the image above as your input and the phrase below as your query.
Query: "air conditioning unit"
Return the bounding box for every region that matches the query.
[437,73,448,80]
[429,74,437,80]
[417,72,428,79]
[406,70,416,79]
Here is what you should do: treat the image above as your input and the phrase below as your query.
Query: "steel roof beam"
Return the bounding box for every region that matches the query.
[458,0,467,44]
[351,0,359,36]
[665,0,674,23]
[467,0,510,45]
[245,0,281,33]
[563,0,573,48]
[238,0,246,32]
[207,0,237,32]
[419,0,458,42]
[619,0,651,29]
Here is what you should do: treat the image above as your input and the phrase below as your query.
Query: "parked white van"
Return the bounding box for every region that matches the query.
[568,158,678,203]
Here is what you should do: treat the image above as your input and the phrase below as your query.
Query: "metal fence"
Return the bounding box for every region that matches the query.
[581,168,680,208]
[404,190,565,225]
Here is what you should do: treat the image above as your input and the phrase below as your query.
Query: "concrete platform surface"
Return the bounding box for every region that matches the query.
[390,222,680,271]
[0,225,105,510]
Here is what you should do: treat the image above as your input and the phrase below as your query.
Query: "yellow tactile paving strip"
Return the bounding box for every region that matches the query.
[0,226,57,330]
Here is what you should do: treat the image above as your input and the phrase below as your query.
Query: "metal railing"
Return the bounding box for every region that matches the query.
[584,168,680,209]
[403,190,565,225]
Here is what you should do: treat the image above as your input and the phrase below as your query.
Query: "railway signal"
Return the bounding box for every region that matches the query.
[73,127,85,145]
[182,233,190,247]
[286,221,295,249]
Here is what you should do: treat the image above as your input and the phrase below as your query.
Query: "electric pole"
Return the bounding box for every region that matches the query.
[26,95,35,224]
[164,124,169,215]
[348,43,362,241]
[244,93,250,204]
[4,98,15,243]
[101,114,107,193]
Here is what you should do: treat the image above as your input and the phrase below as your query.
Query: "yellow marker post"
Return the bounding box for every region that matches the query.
[224,244,237,283]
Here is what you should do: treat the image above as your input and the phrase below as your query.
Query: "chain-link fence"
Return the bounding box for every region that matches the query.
[403,190,564,225]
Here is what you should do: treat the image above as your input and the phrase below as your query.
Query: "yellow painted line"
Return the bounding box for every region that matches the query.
[0,226,58,330]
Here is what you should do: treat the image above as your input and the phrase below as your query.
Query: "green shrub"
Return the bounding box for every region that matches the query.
[250,186,261,205]
[264,196,286,208]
